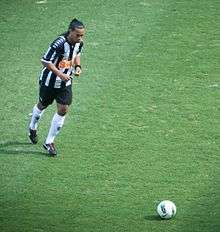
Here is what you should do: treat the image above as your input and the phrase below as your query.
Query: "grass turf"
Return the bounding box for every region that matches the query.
[0,0,219,231]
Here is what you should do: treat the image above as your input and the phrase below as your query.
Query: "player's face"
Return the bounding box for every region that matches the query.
[68,28,85,44]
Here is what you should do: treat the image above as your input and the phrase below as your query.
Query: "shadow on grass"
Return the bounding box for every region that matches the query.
[0,141,31,147]
[0,140,46,156]
[144,215,161,221]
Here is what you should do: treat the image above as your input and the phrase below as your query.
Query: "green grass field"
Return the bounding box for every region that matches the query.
[0,0,220,231]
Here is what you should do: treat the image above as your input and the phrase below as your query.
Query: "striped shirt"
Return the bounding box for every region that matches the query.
[39,34,83,88]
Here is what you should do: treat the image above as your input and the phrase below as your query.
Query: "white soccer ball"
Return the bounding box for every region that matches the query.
[157,200,177,219]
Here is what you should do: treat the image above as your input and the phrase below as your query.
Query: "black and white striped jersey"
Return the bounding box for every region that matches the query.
[39,34,83,88]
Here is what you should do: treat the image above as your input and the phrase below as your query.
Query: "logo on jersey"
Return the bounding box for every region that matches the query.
[58,59,72,69]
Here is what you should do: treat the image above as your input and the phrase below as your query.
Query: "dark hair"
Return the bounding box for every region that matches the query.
[68,18,85,31]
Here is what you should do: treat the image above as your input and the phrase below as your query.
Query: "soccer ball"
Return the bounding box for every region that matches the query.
[157,200,177,219]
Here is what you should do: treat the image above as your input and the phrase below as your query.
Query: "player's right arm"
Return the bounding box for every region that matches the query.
[41,37,71,82]
[41,61,71,82]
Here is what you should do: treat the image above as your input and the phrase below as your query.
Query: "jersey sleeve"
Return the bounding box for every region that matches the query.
[76,41,84,56]
[41,36,65,63]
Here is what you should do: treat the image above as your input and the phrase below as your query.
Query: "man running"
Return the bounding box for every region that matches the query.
[28,18,85,156]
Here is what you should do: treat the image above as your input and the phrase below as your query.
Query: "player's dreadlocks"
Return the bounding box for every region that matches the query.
[60,18,85,38]
[68,18,85,31]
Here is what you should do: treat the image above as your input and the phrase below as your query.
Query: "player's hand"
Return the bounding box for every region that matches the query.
[74,66,82,77]
[60,73,71,82]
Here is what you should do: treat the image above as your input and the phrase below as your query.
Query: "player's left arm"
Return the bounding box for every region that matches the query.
[73,41,83,77]
[74,55,82,77]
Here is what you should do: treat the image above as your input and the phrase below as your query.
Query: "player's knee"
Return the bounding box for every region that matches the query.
[58,111,67,116]
[37,102,47,110]
[57,105,68,116]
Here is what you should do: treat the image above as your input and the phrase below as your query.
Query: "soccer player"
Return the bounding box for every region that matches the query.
[28,18,85,156]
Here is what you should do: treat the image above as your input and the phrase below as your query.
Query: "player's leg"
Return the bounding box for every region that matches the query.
[43,86,72,156]
[29,86,54,144]
[29,102,46,144]
[45,104,68,146]
[43,104,68,155]
[29,102,46,131]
